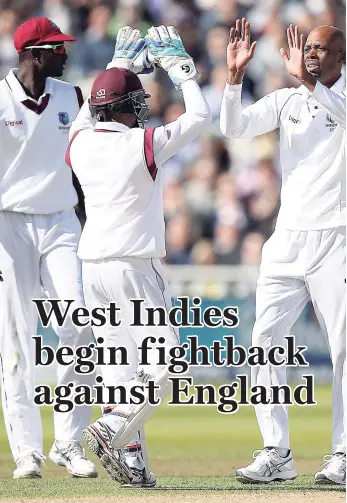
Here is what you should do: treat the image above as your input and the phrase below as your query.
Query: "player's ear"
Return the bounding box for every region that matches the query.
[337,50,346,64]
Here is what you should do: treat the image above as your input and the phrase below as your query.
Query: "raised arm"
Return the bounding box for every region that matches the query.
[220,85,280,139]
[220,18,279,138]
[144,26,211,164]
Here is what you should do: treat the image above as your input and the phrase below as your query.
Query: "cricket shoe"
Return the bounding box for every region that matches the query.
[82,415,133,484]
[236,448,298,483]
[13,452,44,479]
[315,453,346,485]
[49,441,97,478]
[121,446,156,488]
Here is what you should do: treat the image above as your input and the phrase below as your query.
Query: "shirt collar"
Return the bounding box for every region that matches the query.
[300,74,346,98]
[94,121,130,132]
[6,69,53,103]
[330,74,345,94]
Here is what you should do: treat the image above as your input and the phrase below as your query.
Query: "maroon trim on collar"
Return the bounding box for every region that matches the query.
[74,86,84,109]
[21,94,50,115]
[65,130,81,168]
[144,127,157,180]
[94,129,120,132]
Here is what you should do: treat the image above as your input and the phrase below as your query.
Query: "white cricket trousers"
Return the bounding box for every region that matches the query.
[251,227,346,453]
[0,210,95,461]
[83,257,179,414]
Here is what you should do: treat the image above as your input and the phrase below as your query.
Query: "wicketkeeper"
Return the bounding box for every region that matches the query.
[66,25,211,486]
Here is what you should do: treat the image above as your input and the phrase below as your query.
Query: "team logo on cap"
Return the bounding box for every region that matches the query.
[49,20,60,30]
[58,112,69,125]
[96,89,106,98]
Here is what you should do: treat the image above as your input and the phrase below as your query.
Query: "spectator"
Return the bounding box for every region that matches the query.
[199,0,243,32]
[215,172,247,229]
[165,213,197,264]
[245,159,280,238]
[108,0,151,38]
[199,135,230,172]
[184,157,218,218]
[163,180,187,220]
[204,24,229,69]
[0,9,18,76]
[40,0,72,35]
[214,223,241,265]
[191,239,216,265]
[71,5,114,77]
[240,232,265,266]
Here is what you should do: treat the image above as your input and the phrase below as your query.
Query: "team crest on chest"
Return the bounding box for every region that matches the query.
[325,114,337,132]
[58,112,70,126]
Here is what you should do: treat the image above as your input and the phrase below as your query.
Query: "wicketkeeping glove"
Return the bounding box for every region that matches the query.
[107,26,154,74]
[145,25,200,89]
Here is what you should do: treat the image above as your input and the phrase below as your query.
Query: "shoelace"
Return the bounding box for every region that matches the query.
[252,449,281,470]
[17,452,45,468]
[58,442,87,461]
[322,453,346,473]
[322,454,333,467]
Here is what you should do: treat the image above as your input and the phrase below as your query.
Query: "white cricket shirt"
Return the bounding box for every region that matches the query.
[0,69,81,214]
[220,76,346,230]
[67,79,211,260]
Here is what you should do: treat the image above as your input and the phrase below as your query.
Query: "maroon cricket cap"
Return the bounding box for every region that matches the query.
[14,17,76,54]
[90,68,148,106]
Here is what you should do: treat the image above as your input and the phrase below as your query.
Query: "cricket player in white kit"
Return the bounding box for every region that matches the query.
[220,18,346,485]
[0,17,97,478]
[67,26,211,485]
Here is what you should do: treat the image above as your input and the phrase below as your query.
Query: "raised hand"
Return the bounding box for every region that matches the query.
[280,24,316,90]
[145,26,200,89]
[227,18,257,84]
[107,26,153,74]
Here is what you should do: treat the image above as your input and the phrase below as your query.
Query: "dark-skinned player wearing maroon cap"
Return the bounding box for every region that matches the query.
[0,17,97,479]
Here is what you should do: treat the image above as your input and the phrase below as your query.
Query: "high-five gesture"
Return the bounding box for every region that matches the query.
[280,24,316,90]
[227,18,257,84]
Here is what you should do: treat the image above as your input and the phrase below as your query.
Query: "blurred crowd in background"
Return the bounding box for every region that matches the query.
[0,0,345,267]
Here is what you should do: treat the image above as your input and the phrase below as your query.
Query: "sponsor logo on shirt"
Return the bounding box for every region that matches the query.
[5,119,23,126]
[325,114,337,132]
[288,115,301,124]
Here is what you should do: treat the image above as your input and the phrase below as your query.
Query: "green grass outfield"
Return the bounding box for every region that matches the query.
[0,385,344,501]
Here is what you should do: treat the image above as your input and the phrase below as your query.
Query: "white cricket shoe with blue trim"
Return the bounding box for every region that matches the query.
[236,448,298,483]
[49,441,97,478]
[13,452,44,479]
